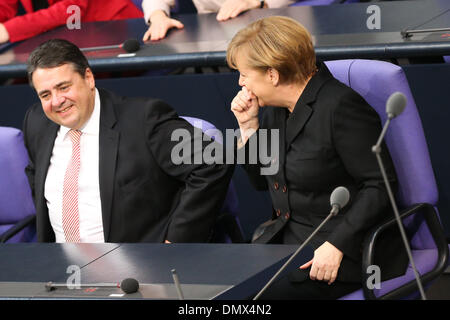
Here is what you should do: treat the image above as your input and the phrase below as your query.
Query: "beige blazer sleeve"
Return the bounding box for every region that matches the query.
[265,0,296,8]
[142,0,295,23]
[193,0,296,13]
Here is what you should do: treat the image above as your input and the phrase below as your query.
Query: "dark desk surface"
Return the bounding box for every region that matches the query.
[0,243,120,282]
[0,0,448,78]
[0,243,313,300]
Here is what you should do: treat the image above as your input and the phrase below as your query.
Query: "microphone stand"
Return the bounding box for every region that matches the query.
[253,210,336,300]
[171,269,184,300]
[372,116,426,300]
[80,44,120,52]
[401,27,450,39]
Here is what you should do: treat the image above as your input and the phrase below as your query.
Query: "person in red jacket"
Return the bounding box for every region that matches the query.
[0,0,143,44]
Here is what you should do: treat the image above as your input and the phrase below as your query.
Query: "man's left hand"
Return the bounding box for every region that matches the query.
[299,241,343,285]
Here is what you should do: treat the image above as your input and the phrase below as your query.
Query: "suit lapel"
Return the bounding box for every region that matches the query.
[272,107,287,166]
[35,118,58,240]
[285,62,333,149]
[98,89,119,242]
[36,121,58,191]
[285,101,313,149]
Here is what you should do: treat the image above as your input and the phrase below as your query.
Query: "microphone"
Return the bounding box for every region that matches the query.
[80,38,140,53]
[253,186,350,300]
[372,92,406,155]
[386,92,406,119]
[45,278,139,294]
[371,92,426,300]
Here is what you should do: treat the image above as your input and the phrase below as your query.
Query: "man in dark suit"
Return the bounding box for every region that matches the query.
[24,39,233,243]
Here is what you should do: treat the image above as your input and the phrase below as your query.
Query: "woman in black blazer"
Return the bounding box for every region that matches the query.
[227,16,408,299]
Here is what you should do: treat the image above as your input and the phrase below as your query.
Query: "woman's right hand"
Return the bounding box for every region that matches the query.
[231,87,260,144]
[231,87,260,125]
[143,10,184,41]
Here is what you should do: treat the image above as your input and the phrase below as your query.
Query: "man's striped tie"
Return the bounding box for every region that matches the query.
[62,129,82,242]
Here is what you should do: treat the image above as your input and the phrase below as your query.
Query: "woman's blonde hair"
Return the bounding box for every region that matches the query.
[227,16,316,84]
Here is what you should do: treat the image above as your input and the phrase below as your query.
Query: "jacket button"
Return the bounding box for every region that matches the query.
[282,185,287,193]
[285,212,290,220]
[274,182,279,190]
[276,209,281,217]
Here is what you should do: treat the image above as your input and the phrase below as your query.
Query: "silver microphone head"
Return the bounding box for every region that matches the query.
[330,186,350,214]
[386,92,407,119]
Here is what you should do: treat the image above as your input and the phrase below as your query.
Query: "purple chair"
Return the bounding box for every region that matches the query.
[0,127,36,243]
[181,116,244,243]
[322,59,449,299]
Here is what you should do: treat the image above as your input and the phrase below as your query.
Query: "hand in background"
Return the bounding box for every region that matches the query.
[0,23,10,44]
[217,0,263,21]
[299,241,344,285]
[143,10,184,41]
[0,50,15,64]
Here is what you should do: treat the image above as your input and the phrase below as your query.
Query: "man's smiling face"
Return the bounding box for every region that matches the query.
[32,63,95,129]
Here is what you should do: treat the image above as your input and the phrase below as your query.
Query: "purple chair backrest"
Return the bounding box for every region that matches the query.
[0,127,35,225]
[325,60,439,250]
[180,116,224,144]
[180,116,241,241]
[181,116,239,209]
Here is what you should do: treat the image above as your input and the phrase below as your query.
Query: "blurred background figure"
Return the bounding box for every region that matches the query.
[0,0,143,44]
[142,0,295,41]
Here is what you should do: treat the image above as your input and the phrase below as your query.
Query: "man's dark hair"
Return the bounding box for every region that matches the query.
[27,39,91,87]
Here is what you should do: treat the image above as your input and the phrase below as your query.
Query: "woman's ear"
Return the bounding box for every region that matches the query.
[268,68,280,86]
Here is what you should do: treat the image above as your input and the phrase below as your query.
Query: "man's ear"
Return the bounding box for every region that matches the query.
[268,67,280,86]
[84,68,95,89]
